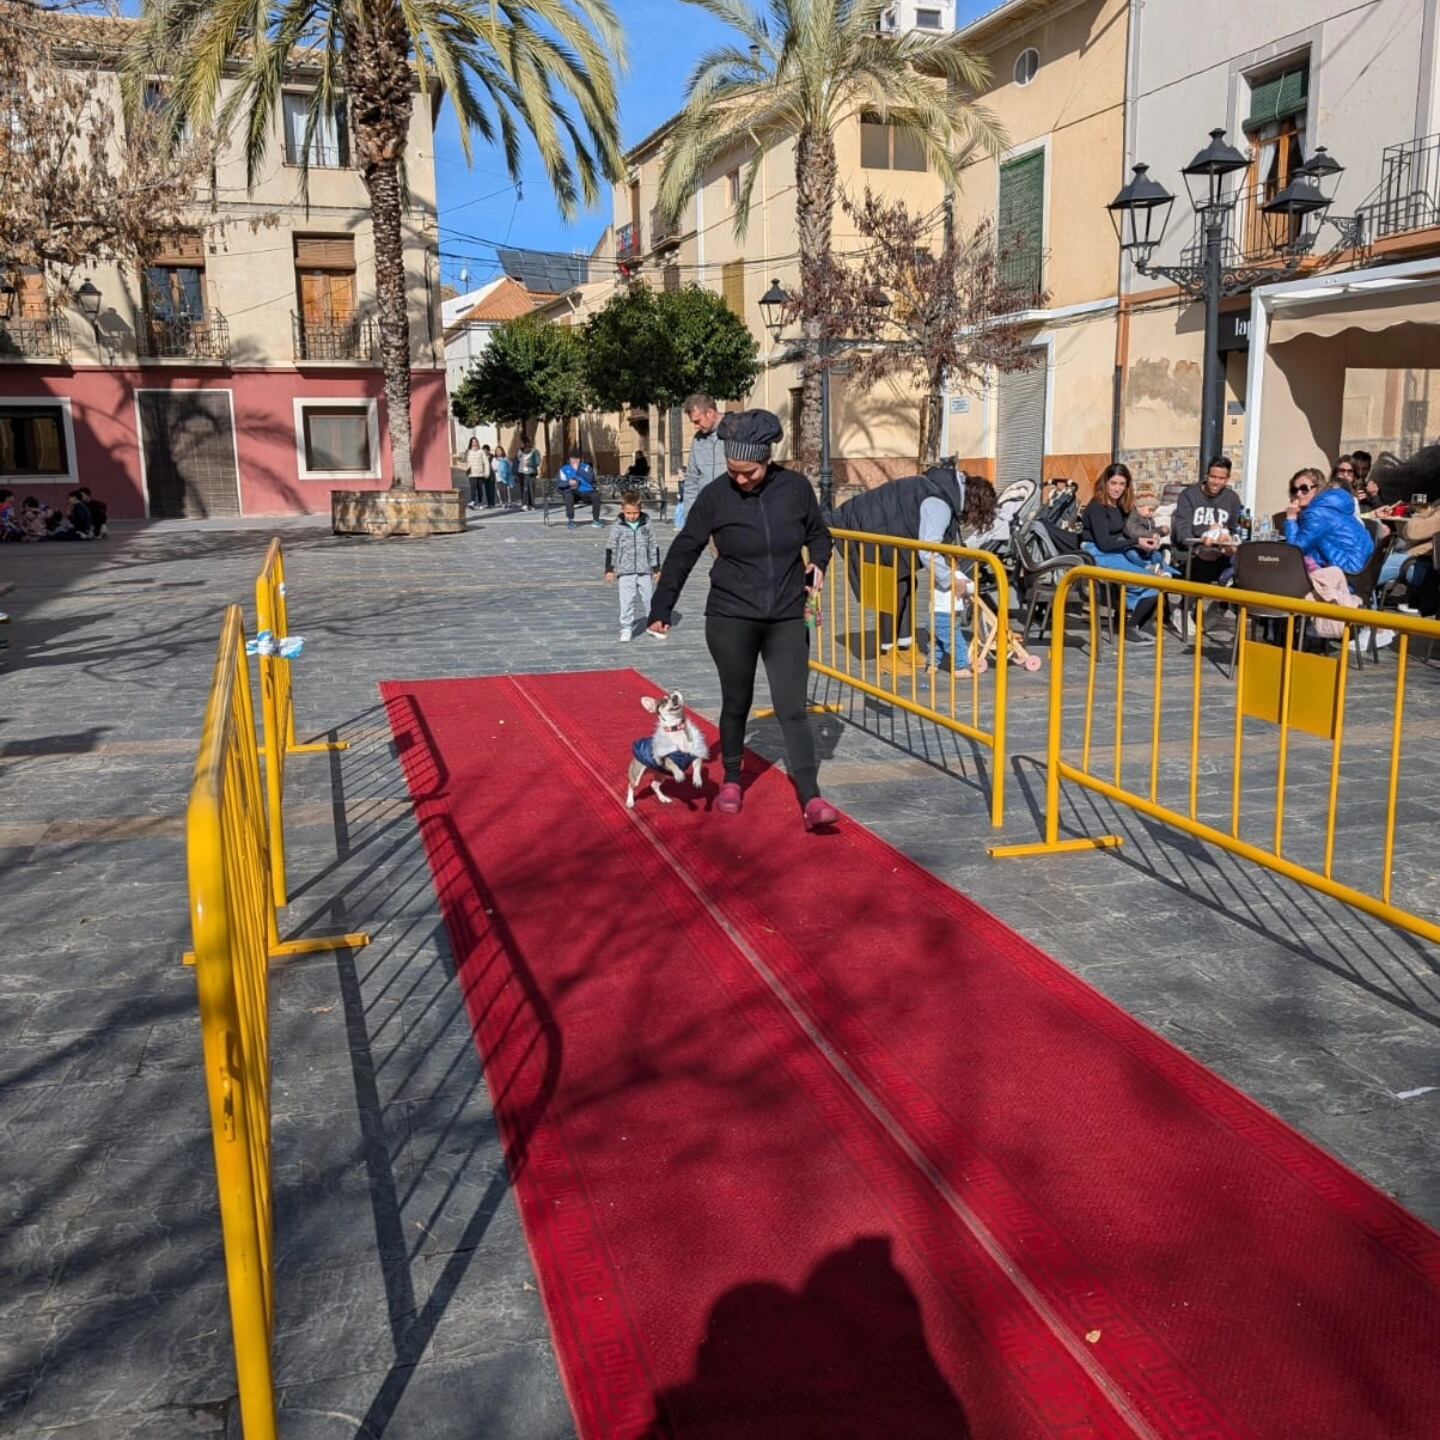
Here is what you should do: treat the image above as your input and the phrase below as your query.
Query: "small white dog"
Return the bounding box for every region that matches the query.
[626,689,708,808]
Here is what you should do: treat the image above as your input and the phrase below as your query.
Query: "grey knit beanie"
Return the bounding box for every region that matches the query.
[717,408,783,463]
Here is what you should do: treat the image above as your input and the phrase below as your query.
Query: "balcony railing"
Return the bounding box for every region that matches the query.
[1364,133,1440,241]
[649,206,678,251]
[141,311,231,361]
[995,250,1046,310]
[0,311,72,361]
[617,222,641,260]
[292,312,378,362]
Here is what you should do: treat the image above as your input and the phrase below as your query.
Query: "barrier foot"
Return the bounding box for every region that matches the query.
[270,932,372,957]
[753,703,843,720]
[988,836,1124,859]
[289,740,350,755]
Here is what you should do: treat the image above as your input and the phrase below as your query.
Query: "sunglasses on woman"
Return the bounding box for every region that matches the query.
[1290,482,1316,497]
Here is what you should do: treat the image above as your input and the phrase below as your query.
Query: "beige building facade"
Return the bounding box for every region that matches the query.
[2,20,447,518]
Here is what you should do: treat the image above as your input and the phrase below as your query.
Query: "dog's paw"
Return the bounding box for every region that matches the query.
[625,791,636,810]
[654,784,673,805]
[691,770,703,789]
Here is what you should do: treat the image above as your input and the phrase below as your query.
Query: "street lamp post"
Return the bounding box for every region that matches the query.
[759,278,890,511]
[1107,131,1357,482]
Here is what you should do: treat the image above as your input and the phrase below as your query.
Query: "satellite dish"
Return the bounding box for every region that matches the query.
[459,267,470,285]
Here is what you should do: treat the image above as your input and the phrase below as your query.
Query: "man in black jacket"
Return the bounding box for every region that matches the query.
[648,410,839,829]
[1171,457,1243,585]
[831,464,968,653]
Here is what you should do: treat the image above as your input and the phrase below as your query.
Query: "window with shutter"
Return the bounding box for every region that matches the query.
[282,92,350,167]
[1245,64,1308,133]
[722,261,745,317]
[998,150,1045,299]
[859,114,928,172]
[294,237,357,324]
[663,264,680,294]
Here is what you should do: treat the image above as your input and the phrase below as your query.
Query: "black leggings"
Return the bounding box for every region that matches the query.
[705,616,819,804]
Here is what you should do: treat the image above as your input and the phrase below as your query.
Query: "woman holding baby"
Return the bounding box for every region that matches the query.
[1081,462,1162,643]
[647,409,840,833]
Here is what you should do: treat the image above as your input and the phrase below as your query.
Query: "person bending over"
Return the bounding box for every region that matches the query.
[648,409,839,831]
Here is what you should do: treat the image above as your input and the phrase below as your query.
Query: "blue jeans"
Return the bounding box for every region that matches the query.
[1082,545,1159,611]
[1380,550,1431,591]
[933,608,972,667]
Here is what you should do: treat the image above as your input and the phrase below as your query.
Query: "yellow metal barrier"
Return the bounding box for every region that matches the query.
[255,540,347,907]
[991,566,1440,945]
[187,607,369,1439]
[814,529,1029,828]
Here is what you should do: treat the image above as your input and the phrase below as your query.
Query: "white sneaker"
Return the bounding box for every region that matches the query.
[1374,628,1397,649]
[619,630,632,643]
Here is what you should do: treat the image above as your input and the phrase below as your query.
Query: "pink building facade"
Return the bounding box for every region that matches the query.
[1,22,449,521]
[1,364,451,521]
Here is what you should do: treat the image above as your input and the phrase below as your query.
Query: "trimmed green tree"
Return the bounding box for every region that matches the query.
[452,315,591,460]
[582,282,758,413]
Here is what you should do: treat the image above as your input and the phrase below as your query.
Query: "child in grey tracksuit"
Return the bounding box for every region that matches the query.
[605,493,663,641]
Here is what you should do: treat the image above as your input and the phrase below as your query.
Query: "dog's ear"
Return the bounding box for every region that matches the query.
[641,695,659,713]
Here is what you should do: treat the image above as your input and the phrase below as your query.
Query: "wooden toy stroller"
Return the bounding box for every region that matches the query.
[928,584,1043,678]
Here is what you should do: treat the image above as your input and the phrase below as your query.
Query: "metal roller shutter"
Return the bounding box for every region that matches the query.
[138,390,241,518]
[995,354,1047,493]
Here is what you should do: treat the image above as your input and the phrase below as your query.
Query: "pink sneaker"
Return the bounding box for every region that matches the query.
[802,797,840,832]
[715,782,744,815]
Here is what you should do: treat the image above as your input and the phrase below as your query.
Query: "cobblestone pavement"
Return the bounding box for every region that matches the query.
[1,507,1438,1438]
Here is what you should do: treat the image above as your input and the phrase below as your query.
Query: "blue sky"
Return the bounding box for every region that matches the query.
[433,0,994,292]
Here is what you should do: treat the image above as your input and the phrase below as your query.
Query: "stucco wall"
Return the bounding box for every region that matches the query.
[0,367,450,519]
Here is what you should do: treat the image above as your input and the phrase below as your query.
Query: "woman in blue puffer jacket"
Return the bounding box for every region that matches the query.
[1283,467,1375,574]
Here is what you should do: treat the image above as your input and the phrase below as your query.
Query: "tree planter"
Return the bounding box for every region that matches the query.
[330,489,466,537]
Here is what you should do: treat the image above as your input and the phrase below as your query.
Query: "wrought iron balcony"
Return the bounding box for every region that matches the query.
[0,311,72,361]
[1364,133,1440,241]
[649,206,679,251]
[141,310,231,361]
[292,312,379,362]
[995,250,1047,310]
[617,222,641,261]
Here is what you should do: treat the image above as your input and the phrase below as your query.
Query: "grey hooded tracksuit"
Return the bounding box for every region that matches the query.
[606,513,663,637]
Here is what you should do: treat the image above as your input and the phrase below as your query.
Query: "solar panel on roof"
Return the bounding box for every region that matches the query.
[498,248,587,293]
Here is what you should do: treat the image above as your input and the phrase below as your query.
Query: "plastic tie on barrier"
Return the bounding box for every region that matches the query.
[245,630,305,660]
[277,582,287,597]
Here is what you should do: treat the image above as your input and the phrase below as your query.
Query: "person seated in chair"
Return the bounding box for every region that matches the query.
[1171,456,1243,585]
[557,447,601,529]
[1284,467,1374,576]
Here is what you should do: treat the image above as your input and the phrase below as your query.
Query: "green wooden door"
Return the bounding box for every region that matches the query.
[999,151,1046,303]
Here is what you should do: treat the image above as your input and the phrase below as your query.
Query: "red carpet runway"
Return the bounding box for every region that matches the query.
[382,670,1440,1440]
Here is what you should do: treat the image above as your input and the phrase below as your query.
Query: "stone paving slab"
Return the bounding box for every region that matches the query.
[1,506,1437,1437]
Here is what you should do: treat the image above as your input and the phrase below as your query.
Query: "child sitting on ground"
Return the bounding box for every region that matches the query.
[1124,485,1174,574]
[605,491,663,642]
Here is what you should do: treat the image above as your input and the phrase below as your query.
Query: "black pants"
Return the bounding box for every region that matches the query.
[468,474,495,507]
[705,616,819,804]
[844,541,915,650]
[564,487,601,523]
[516,472,535,508]
[1183,552,1229,587]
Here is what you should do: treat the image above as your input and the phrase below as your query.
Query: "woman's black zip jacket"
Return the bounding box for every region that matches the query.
[649,465,833,624]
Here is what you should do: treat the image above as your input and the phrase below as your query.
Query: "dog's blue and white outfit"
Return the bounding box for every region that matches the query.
[632,737,702,773]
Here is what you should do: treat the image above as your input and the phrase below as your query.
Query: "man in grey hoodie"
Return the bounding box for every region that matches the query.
[682,394,728,511]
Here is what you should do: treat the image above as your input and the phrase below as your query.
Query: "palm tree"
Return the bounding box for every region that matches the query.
[126,0,625,490]
[657,0,1003,466]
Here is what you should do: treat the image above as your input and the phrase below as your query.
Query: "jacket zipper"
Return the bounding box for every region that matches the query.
[758,484,775,615]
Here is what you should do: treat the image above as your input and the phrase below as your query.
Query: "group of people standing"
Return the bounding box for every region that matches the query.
[461,437,541,512]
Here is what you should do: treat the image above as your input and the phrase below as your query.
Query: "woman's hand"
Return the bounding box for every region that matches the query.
[805,564,825,595]
[1286,501,1300,521]
[605,571,615,584]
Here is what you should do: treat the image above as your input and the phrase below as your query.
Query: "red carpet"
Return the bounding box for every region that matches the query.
[382,671,1440,1440]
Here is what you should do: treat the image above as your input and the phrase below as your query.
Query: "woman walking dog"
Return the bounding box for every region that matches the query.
[648,410,840,831]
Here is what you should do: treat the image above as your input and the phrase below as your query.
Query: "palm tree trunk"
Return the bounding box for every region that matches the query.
[365,158,415,491]
[794,128,837,472]
[349,24,418,492]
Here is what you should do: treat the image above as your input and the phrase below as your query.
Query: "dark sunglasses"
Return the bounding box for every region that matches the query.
[1290,482,1316,497]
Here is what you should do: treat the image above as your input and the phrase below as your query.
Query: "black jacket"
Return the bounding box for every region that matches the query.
[1082,500,1131,554]
[650,466,832,624]
[833,466,966,544]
